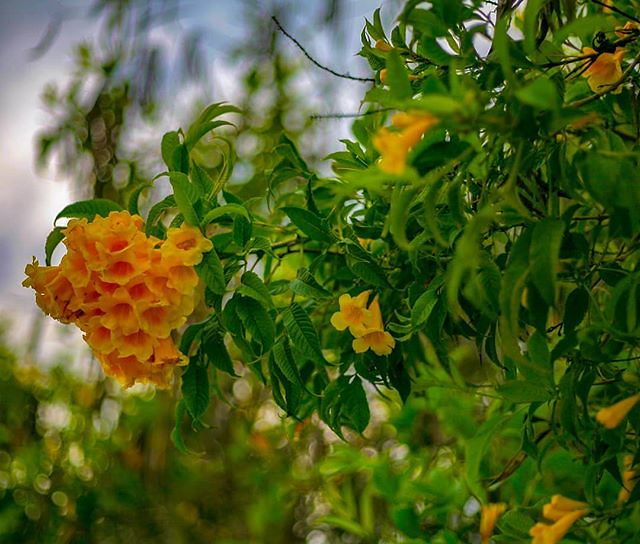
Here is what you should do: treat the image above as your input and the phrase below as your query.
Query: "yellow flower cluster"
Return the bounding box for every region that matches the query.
[618,454,638,505]
[330,291,396,356]
[23,211,212,388]
[372,112,438,174]
[529,495,588,544]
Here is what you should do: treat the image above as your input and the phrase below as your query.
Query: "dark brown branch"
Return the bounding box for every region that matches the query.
[272,16,375,83]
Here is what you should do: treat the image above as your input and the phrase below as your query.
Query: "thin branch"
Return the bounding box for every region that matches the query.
[590,0,640,25]
[310,108,392,120]
[272,16,375,83]
[567,49,640,107]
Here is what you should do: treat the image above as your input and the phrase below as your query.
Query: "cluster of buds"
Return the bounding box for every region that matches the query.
[23,211,212,388]
[330,290,396,356]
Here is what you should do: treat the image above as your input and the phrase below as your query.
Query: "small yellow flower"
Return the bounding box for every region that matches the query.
[596,393,640,429]
[618,454,637,504]
[372,112,438,174]
[330,291,372,336]
[581,47,625,94]
[351,296,396,356]
[374,39,393,52]
[542,495,589,521]
[379,68,420,84]
[529,509,587,544]
[616,21,640,39]
[480,503,506,544]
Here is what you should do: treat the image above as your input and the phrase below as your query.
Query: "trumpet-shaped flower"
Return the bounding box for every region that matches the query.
[542,495,589,521]
[24,212,211,388]
[581,47,625,94]
[529,509,587,544]
[330,291,372,336]
[351,296,396,356]
[480,503,506,544]
[617,455,637,504]
[596,393,640,429]
[372,112,438,174]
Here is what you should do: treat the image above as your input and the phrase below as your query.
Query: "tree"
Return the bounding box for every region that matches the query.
[22,1,640,542]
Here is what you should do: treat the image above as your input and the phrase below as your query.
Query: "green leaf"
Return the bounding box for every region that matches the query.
[233,215,252,248]
[385,50,412,101]
[282,206,336,243]
[181,360,210,421]
[411,278,442,328]
[195,248,226,294]
[55,199,123,224]
[201,203,251,226]
[236,297,275,352]
[497,381,552,403]
[530,218,565,306]
[516,77,559,110]
[272,339,303,389]
[203,330,238,377]
[348,259,388,288]
[161,131,181,170]
[145,195,176,235]
[289,268,331,300]
[238,271,274,309]
[44,227,65,266]
[282,303,325,363]
[564,287,589,332]
[168,171,200,226]
[191,163,214,196]
[343,377,370,433]
[127,183,152,216]
[170,401,190,454]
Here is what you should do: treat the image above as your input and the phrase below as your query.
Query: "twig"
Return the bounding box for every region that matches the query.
[567,49,640,108]
[272,16,375,83]
[310,108,392,120]
[590,0,640,25]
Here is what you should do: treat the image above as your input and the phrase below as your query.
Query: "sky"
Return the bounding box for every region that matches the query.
[0,0,392,364]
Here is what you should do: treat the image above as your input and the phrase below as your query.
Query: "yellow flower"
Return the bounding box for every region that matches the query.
[530,495,588,544]
[330,291,372,336]
[379,68,420,84]
[529,509,587,544]
[542,495,589,521]
[372,112,438,174]
[616,21,640,39]
[162,224,213,266]
[618,454,637,504]
[596,393,640,429]
[581,47,625,94]
[374,39,393,52]
[351,296,396,356]
[480,503,506,544]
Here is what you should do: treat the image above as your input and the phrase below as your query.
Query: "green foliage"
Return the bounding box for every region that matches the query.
[28,0,640,542]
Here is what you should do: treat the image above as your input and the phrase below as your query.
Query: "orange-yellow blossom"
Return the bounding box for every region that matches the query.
[581,47,625,94]
[374,39,393,52]
[372,111,438,174]
[330,291,372,336]
[617,455,637,504]
[530,495,588,544]
[379,68,420,84]
[480,503,506,544]
[529,509,587,544]
[596,393,640,429]
[352,296,396,356]
[24,211,212,388]
[616,21,640,39]
[542,495,588,521]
